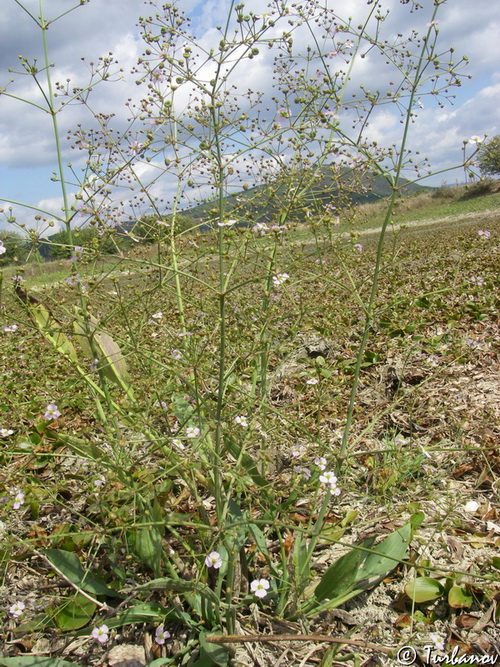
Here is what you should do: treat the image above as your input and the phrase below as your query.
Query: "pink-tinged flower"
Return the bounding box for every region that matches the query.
[470,276,484,286]
[477,229,491,239]
[0,428,14,437]
[234,415,248,427]
[253,222,269,234]
[314,457,327,470]
[186,426,200,438]
[343,40,354,49]
[129,140,143,156]
[291,445,306,458]
[65,273,81,286]
[468,135,485,144]
[205,551,223,569]
[70,246,83,262]
[2,324,18,333]
[429,633,445,652]
[155,625,171,645]
[44,403,61,421]
[250,578,270,598]
[327,50,338,58]
[294,465,311,480]
[9,601,25,618]
[172,349,182,360]
[12,489,25,509]
[353,243,363,252]
[91,624,109,643]
[306,377,319,385]
[93,474,106,488]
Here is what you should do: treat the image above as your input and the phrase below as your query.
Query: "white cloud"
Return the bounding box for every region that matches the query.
[1,0,499,231]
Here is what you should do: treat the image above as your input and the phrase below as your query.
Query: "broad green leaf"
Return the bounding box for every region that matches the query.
[73,602,166,635]
[410,512,425,531]
[199,634,230,666]
[28,302,79,363]
[130,497,164,575]
[45,549,122,598]
[356,523,411,583]
[405,577,444,603]
[73,311,131,395]
[314,540,369,602]
[45,430,113,465]
[0,658,77,667]
[448,585,473,609]
[54,594,96,631]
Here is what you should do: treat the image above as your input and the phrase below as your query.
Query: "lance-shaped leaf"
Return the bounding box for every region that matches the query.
[16,287,78,363]
[73,309,132,395]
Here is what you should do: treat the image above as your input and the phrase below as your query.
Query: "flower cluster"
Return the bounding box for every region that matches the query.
[0,428,14,437]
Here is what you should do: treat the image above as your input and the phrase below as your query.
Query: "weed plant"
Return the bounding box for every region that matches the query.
[0,1,498,665]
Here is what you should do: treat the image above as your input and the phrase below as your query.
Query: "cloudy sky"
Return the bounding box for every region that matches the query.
[0,0,498,234]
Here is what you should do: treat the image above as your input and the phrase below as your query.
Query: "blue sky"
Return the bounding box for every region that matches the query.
[0,0,498,234]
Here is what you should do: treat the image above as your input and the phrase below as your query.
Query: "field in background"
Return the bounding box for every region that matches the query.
[0,183,498,664]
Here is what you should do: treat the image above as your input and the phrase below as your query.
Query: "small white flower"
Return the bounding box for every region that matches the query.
[172,438,185,450]
[250,578,270,598]
[0,428,14,437]
[468,135,485,145]
[319,471,337,486]
[272,273,289,287]
[9,601,25,618]
[172,349,182,360]
[186,426,200,438]
[306,377,319,385]
[217,219,237,227]
[234,415,248,427]
[314,457,327,470]
[151,312,163,319]
[464,500,479,513]
[205,551,223,569]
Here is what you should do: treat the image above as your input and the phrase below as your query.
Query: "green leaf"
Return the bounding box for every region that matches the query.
[28,302,79,363]
[491,556,500,570]
[199,634,230,666]
[314,539,369,602]
[0,658,77,667]
[448,585,473,609]
[44,549,122,598]
[405,577,445,603]
[225,437,268,489]
[54,594,96,631]
[131,577,220,604]
[73,311,131,394]
[131,500,164,575]
[356,523,411,584]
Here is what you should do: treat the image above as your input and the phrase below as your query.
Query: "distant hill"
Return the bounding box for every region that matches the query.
[182,166,430,224]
